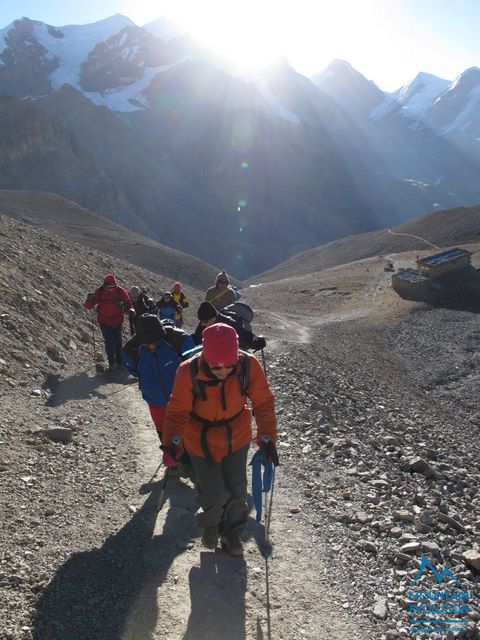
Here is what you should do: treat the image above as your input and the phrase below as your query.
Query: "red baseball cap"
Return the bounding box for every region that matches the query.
[202,323,239,367]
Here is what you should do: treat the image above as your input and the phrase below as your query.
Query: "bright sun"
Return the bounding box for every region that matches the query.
[124,0,287,72]
[122,0,420,87]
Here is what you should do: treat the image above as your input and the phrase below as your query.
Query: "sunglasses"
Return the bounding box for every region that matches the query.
[210,363,236,371]
[106,284,115,289]
[217,280,228,284]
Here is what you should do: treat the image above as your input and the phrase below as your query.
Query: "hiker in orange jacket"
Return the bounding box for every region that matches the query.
[84,274,134,371]
[162,323,278,556]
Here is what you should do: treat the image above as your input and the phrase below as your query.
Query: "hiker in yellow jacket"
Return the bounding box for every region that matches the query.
[171,282,189,328]
[205,270,236,309]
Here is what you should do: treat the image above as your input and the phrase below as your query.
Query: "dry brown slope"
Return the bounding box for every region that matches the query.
[0,189,230,290]
[250,204,480,282]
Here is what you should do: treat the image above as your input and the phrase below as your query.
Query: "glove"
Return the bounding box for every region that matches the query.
[129,308,136,319]
[252,336,266,351]
[260,439,280,467]
[161,444,183,468]
[86,292,94,302]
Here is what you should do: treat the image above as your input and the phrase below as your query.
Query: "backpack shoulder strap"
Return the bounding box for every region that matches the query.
[189,351,250,401]
[237,351,250,396]
[189,354,206,400]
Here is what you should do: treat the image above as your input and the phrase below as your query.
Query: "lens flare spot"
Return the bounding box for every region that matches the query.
[241,161,249,169]
[238,199,247,207]
[236,254,243,262]
[239,227,244,232]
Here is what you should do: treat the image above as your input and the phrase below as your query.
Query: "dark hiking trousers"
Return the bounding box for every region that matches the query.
[100,324,123,366]
[189,444,249,537]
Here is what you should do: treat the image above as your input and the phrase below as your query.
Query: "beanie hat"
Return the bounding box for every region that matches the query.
[216,270,230,285]
[135,314,167,345]
[104,274,117,285]
[197,301,217,321]
[172,282,182,293]
[129,286,141,298]
[202,323,239,367]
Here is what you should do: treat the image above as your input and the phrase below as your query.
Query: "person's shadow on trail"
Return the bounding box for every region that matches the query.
[183,552,247,640]
[32,480,198,640]
[181,495,269,640]
[43,369,137,406]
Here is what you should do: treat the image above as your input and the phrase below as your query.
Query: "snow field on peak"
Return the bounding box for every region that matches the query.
[33,17,133,91]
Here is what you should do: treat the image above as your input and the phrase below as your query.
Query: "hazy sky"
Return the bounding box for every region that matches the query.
[0,0,478,91]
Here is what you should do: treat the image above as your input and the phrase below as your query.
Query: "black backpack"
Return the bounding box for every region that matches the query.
[222,302,254,332]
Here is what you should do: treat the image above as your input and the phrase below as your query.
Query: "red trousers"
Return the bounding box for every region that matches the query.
[149,405,166,438]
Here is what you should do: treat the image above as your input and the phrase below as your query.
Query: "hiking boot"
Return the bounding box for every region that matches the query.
[220,535,243,556]
[201,527,219,549]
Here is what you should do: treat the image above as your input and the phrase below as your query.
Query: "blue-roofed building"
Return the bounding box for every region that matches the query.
[392,246,480,309]
[416,248,472,276]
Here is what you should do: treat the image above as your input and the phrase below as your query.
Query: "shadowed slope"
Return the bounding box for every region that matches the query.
[0,189,229,289]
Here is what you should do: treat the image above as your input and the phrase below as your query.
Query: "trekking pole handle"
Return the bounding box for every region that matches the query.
[172,435,181,445]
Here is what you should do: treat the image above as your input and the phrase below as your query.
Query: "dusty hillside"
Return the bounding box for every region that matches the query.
[1,214,480,640]
[252,204,480,282]
[0,190,228,290]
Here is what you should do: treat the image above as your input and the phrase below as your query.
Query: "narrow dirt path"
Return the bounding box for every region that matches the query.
[388,228,439,249]
[114,377,370,640]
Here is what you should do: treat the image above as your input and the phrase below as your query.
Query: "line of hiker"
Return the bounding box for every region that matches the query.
[83,270,276,556]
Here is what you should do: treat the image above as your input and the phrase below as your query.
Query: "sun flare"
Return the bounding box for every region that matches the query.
[124,0,288,72]
[122,0,424,87]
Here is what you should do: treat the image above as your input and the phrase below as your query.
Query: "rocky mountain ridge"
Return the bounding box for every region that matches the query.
[2,15,480,278]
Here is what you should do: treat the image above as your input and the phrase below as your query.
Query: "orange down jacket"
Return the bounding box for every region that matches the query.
[162,353,277,462]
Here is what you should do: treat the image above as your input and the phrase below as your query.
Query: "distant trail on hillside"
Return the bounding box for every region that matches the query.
[388,228,440,249]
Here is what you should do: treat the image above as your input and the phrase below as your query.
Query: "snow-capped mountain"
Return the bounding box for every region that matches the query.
[427,67,480,135]
[143,16,185,42]
[2,14,480,277]
[0,15,299,121]
[370,72,450,121]
[311,59,384,116]
[370,67,480,141]
[0,15,197,112]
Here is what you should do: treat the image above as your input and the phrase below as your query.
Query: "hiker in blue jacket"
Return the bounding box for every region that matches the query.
[122,314,194,443]
[156,291,182,326]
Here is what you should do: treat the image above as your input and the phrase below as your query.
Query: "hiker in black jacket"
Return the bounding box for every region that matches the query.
[129,286,156,334]
[191,302,266,351]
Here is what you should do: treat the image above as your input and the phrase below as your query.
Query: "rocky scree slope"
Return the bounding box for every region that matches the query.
[254,289,480,638]
[0,213,206,639]
[0,189,225,289]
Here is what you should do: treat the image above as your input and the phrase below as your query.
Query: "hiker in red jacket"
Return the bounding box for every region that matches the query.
[84,274,134,371]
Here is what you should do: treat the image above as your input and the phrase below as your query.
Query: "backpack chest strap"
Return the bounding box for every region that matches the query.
[190,408,244,461]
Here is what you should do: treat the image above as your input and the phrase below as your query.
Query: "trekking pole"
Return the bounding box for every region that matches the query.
[261,349,267,379]
[88,310,96,358]
[156,436,181,512]
[148,460,163,485]
[265,468,275,545]
[156,467,170,512]
[261,434,275,545]
[265,554,273,640]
